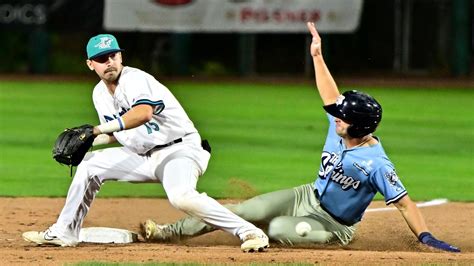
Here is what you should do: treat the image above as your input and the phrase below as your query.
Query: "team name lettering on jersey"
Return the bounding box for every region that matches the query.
[104,107,128,122]
[102,107,160,134]
[331,164,360,190]
[319,151,361,191]
[319,151,339,177]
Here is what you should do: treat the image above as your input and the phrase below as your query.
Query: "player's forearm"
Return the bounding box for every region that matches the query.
[395,196,429,238]
[93,104,153,135]
[120,104,153,128]
[312,56,340,105]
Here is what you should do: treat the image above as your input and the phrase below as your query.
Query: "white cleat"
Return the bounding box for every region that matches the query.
[141,219,173,242]
[22,229,75,247]
[240,233,269,253]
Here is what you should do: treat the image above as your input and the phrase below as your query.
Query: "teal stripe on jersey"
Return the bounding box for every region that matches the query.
[132,99,165,115]
[133,99,163,106]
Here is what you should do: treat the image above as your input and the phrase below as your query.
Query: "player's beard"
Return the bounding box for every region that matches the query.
[335,125,350,138]
[102,67,120,82]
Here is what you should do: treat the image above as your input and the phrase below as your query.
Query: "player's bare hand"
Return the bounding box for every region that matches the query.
[307,22,322,57]
[93,126,101,136]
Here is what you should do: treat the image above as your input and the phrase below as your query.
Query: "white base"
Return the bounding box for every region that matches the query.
[79,227,138,244]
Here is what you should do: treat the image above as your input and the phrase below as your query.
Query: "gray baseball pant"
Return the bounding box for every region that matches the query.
[163,183,356,246]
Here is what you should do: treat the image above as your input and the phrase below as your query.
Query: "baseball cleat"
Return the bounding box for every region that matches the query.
[240,233,269,253]
[140,219,173,242]
[22,229,75,247]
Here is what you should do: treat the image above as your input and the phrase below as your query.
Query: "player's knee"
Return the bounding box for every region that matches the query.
[167,190,200,214]
[75,152,114,182]
[229,204,264,221]
[76,152,100,175]
[267,217,288,240]
[72,162,92,181]
[74,154,117,188]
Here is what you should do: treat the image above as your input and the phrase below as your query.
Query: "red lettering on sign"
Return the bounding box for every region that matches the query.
[240,8,320,24]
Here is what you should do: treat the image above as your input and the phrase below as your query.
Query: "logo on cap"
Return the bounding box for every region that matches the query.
[336,95,345,106]
[95,37,114,49]
[87,34,123,59]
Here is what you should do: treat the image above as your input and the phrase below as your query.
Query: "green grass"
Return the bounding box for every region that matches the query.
[0,80,472,201]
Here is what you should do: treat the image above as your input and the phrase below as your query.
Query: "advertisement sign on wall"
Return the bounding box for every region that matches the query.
[0,1,47,27]
[104,0,363,33]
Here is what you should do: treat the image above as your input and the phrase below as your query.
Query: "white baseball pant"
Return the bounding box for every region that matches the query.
[49,133,262,245]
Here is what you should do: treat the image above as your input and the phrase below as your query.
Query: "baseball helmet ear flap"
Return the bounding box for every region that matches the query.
[323,90,382,138]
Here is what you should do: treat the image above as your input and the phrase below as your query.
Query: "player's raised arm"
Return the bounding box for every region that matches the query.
[306,22,340,105]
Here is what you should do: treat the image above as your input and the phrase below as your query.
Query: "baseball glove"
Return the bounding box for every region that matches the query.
[52,124,96,166]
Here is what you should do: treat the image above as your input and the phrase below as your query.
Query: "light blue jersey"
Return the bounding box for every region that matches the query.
[314,114,407,225]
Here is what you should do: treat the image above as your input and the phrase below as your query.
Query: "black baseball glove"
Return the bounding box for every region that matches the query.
[52,124,96,166]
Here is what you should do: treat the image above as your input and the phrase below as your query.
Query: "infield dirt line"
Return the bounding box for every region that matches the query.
[365,198,448,213]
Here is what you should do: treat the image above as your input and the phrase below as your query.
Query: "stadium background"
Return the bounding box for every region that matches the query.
[1,0,472,78]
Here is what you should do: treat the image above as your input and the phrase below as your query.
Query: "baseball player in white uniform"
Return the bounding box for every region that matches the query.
[22,34,269,252]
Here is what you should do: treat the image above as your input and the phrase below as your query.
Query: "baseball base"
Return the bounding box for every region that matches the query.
[79,227,138,244]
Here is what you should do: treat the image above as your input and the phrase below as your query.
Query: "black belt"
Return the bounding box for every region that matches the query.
[155,138,182,149]
[145,138,182,156]
[314,189,355,226]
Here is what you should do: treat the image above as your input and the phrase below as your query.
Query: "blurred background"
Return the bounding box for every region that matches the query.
[0,0,472,79]
[0,0,472,199]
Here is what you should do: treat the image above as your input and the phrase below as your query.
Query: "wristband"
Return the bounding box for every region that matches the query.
[418,232,432,243]
[97,118,125,134]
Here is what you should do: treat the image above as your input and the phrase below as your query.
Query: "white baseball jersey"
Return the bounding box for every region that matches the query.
[92,66,197,154]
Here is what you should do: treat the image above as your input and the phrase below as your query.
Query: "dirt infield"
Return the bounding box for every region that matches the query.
[0,198,473,265]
